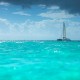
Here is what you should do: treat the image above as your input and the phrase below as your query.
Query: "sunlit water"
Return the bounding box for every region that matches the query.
[0,40,80,80]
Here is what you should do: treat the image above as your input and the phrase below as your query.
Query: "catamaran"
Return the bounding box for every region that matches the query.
[57,22,71,41]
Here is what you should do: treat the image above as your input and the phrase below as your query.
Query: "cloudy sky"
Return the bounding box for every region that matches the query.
[0,0,80,40]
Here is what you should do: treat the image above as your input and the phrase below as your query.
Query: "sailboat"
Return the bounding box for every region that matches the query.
[57,22,71,41]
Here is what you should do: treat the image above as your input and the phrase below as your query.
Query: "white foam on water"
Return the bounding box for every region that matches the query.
[0,41,7,43]
[44,47,50,50]
[15,42,24,43]
[53,48,61,53]
[39,41,45,43]
[0,42,3,43]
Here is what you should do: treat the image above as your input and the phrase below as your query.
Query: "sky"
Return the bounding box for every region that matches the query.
[0,0,80,40]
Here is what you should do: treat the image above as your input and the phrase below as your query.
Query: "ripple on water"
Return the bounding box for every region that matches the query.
[0,41,79,80]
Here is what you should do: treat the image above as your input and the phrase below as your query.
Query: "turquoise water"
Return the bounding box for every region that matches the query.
[0,40,80,80]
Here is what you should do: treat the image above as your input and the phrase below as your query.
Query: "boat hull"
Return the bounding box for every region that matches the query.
[57,38,71,41]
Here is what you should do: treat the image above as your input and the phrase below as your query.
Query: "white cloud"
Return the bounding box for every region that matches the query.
[47,6,60,10]
[0,18,11,27]
[39,10,74,19]
[0,18,14,33]
[12,11,31,16]
[0,18,80,40]
[0,2,10,6]
[38,4,46,8]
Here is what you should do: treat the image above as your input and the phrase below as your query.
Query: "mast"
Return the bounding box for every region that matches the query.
[63,22,66,40]
[57,22,71,41]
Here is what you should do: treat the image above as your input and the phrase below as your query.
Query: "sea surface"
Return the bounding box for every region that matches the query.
[0,40,80,80]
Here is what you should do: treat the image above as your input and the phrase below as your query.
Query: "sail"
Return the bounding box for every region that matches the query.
[63,22,66,40]
[57,22,71,41]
